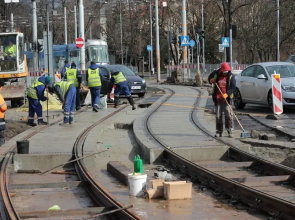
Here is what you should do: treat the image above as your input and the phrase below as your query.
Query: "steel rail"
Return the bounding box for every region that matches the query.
[0,107,90,220]
[73,105,143,220]
[145,87,295,220]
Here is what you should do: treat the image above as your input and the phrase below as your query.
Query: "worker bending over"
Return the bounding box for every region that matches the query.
[0,79,7,146]
[26,76,51,126]
[48,81,76,126]
[107,71,136,110]
[65,62,82,110]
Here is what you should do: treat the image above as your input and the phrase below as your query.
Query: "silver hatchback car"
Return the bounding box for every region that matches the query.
[234,62,295,109]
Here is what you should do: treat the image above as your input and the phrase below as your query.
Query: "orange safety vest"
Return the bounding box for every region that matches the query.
[0,93,7,130]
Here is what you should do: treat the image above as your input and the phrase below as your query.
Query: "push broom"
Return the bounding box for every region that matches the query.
[215,83,250,138]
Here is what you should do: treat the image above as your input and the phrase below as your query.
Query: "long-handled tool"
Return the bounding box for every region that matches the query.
[215,83,250,138]
[39,150,107,175]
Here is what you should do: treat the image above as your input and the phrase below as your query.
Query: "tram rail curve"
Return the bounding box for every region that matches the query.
[0,102,142,220]
[145,87,295,220]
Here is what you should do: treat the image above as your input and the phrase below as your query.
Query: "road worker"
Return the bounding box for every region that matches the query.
[64,62,82,110]
[86,61,104,112]
[61,60,71,79]
[208,62,236,138]
[107,70,136,110]
[48,81,76,126]
[0,78,7,146]
[4,39,16,60]
[26,75,52,126]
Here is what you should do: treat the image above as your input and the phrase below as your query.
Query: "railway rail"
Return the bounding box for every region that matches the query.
[145,87,295,220]
[0,102,142,220]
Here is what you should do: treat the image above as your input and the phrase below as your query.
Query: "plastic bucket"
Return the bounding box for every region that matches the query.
[16,140,29,154]
[128,173,147,197]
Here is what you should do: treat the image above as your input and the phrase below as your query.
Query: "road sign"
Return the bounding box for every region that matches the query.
[189,40,195,47]
[75,37,84,48]
[221,37,230,47]
[219,44,224,52]
[181,36,190,46]
[147,45,152,52]
[272,72,283,115]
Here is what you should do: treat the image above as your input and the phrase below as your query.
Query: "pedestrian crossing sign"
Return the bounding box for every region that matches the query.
[222,37,230,47]
[181,36,190,46]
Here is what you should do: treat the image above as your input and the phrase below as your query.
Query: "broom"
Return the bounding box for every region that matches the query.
[215,83,250,138]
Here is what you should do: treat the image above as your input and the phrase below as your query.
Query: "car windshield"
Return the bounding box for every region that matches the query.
[107,65,136,76]
[266,65,295,78]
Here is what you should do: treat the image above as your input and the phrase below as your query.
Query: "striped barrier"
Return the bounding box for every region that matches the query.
[271,73,283,115]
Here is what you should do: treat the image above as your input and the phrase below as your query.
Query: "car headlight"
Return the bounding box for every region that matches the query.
[282,85,295,92]
[142,79,146,84]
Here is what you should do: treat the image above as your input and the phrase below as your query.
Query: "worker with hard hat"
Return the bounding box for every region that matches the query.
[26,75,52,126]
[64,62,82,110]
[48,81,76,126]
[86,61,104,112]
[107,70,136,110]
[0,78,7,146]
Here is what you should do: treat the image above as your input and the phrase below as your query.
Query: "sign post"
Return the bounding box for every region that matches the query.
[221,37,229,62]
[272,72,283,115]
[147,45,152,78]
[189,40,195,80]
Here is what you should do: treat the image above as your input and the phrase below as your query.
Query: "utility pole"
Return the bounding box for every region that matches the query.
[74,5,77,40]
[79,0,85,70]
[277,0,280,61]
[155,0,160,82]
[64,7,67,44]
[149,0,154,76]
[32,0,38,71]
[201,0,205,74]
[182,0,187,82]
[120,0,123,64]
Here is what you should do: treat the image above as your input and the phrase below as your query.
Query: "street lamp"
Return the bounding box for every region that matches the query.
[277,0,280,61]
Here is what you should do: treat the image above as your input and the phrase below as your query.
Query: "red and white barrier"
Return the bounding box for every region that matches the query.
[110,85,115,101]
[272,72,283,115]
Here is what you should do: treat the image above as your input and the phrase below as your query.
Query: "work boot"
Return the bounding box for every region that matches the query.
[38,121,48,125]
[127,96,136,110]
[76,106,81,111]
[114,96,119,108]
[26,122,37,127]
[228,131,233,138]
[214,132,222,138]
[59,122,69,126]
[93,104,99,112]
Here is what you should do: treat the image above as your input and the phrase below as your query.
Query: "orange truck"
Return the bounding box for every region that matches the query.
[0,32,28,107]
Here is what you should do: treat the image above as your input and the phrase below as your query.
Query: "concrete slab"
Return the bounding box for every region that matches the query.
[240,139,295,149]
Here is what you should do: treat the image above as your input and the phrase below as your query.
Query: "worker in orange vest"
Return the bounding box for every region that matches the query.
[0,78,7,146]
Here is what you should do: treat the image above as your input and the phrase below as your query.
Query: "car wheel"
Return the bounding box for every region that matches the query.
[268,91,273,109]
[138,93,145,98]
[233,89,246,109]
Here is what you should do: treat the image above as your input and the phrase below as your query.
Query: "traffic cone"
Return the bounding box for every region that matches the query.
[107,85,115,103]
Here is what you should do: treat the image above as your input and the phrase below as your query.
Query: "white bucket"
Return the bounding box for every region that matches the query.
[128,173,147,197]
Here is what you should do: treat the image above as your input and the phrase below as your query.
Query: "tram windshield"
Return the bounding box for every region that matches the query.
[0,35,17,72]
[88,45,108,64]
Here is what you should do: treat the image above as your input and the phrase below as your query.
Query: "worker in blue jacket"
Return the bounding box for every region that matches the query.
[61,60,71,79]
[26,75,52,126]
[64,62,82,110]
[107,71,136,110]
[86,61,104,112]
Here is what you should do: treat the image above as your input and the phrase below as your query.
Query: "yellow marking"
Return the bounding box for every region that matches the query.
[45,70,48,73]
[162,103,267,117]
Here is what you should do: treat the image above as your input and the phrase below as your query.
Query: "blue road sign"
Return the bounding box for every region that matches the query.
[189,40,196,47]
[222,37,230,47]
[181,36,190,46]
[147,45,152,52]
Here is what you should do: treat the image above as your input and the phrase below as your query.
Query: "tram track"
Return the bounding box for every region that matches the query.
[145,87,295,220]
[0,100,142,220]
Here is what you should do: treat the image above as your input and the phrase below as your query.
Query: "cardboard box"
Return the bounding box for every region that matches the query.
[146,186,164,199]
[163,181,192,200]
[149,179,164,189]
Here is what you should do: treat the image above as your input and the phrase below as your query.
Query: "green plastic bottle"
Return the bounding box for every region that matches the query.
[134,155,143,173]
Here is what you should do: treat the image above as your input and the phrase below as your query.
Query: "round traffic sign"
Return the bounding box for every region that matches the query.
[147,45,152,52]
[189,40,196,47]
[75,37,84,48]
